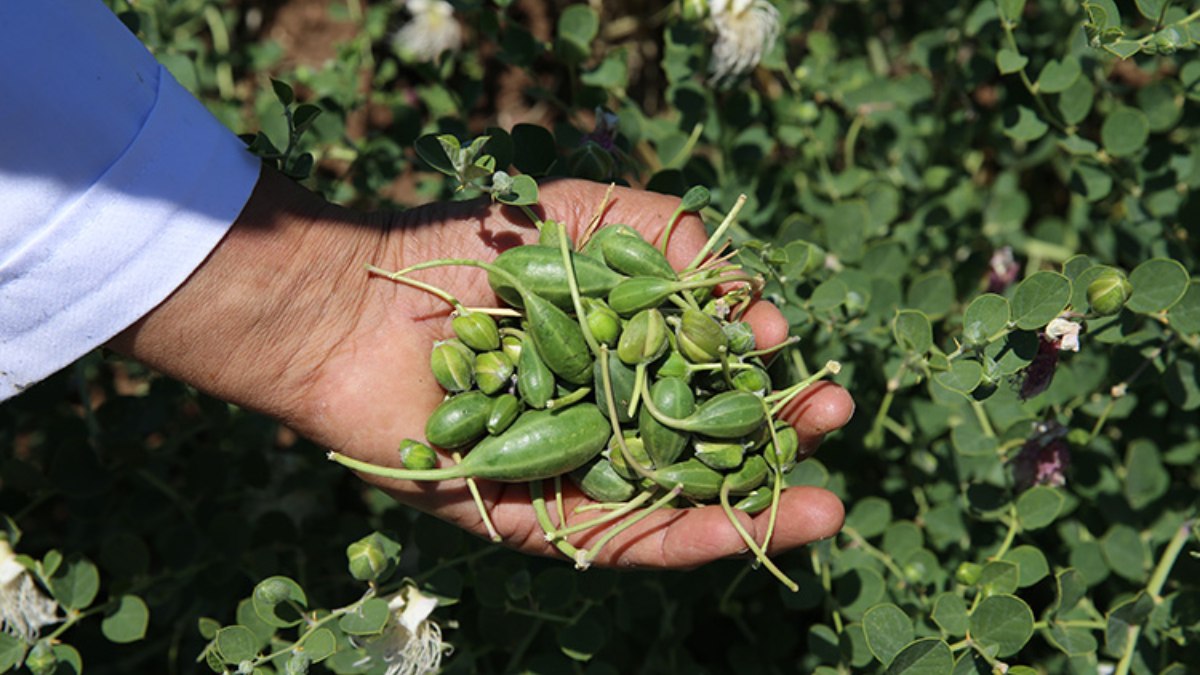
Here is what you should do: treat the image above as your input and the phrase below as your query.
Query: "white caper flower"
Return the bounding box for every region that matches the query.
[353,585,451,675]
[392,0,463,64]
[1045,316,1081,352]
[707,0,781,84]
[0,540,59,643]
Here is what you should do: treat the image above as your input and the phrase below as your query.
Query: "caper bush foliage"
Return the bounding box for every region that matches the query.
[3,0,1199,673]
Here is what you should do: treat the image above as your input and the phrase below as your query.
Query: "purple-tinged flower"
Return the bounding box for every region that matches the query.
[1012,425,1070,490]
[987,246,1020,293]
[582,108,620,152]
[1018,335,1060,400]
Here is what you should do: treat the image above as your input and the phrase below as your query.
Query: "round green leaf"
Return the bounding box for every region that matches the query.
[907,272,955,320]
[931,593,968,636]
[1004,106,1049,142]
[835,568,886,620]
[996,49,1028,75]
[215,625,259,664]
[810,278,848,311]
[1070,540,1111,586]
[299,627,336,663]
[252,576,308,628]
[1069,163,1113,202]
[1126,258,1189,313]
[893,310,933,354]
[963,293,1010,345]
[1046,624,1098,656]
[1058,77,1094,125]
[1011,271,1071,329]
[864,604,914,666]
[495,174,540,206]
[1016,486,1064,530]
[969,595,1034,657]
[935,360,983,395]
[101,595,149,644]
[840,623,875,668]
[1137,80,1183,132]
[1037,57,1081,94]
[1051,569,1087,616]
[978,560,1020,596]
[1167,282,1200,335]
[1124,440,1169,510]
[0,633,27,672]
[414,134,456,176]
[1102,525,1148,583]
[48,556,100,610]
[1001,545,1049,587]
[1101,107,1150,157]
[845,497,892,539]
[512,123,558,176]
[885,639,954,675]
[1184,61,1200,101]
[338,597,392,636]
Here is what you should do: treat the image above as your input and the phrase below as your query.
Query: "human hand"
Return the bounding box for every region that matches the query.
[111,169,854,569]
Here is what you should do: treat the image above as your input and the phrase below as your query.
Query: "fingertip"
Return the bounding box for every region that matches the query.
[760,487,846,552]
[740,300,790,351]
[779,381,855,450]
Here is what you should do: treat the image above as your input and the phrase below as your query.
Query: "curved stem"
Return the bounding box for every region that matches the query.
[327,450,466,481]
[718,481,799,592]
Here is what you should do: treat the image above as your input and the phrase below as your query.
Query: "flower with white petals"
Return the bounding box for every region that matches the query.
[1045,316,1081,352]
[707,0,781,84]
[392,0,463,64]
[353,585,451,675]
[0,540,58,643]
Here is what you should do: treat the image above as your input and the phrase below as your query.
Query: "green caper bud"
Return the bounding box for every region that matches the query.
[583,298,622,346]
[677,308,727,363]
[763,425,799,472]
[955,562,983,585]
[501,334,522,363]
[1087,273,1133,316]
[607,432,651,480]
[25,642,56,675]
[693,439,746,470]
[537,219,570,249]
[655,349,691,380]
[430,339,475,392]
[452,311,500,352]
[474,351,515,395]
[617,308,668,365]
[486,393,521,435]
[723,321,756,354]
[732,366,772,396]
[398,439,438,470]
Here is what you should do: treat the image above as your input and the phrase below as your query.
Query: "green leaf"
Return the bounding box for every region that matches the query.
[1101,107,1150,157]
[0,632,27,672]
[969,595,1035,657]
[299,628,336,663]
[893,310,933,355]
[996,49,1028,75]
[215,626,259,664]
[908,272,955,320]
[198,617,221,640]
[1102,525,1148,583]
[997,0,1026,23]
[963,294,1010,345]
[864,604,914,666]
[1127,258,1189,314]
[1003,106,1048,142]
[1046,624,1097,656]
[1106,592,1154,655]
[338,598,391,635]
[1016,486,1064,530]
[558,614,604,662]
[935,360,983,395]
[252,576,308,628]
[824,200,870,263]
[1069,163,1113,201]
[810,278,848,311]
[886,639,954,675]
[495,174,540,206]
[1037,58,1081,94]
[1167,282,1200,334]
[1124,439,1169,510]
[978,561,1020,596]
[292,103,322,131]
[1137,80,1183,132]
[845,497,892,538]
[271,78,295,107]
[1070,540,1111,586]
[511,124,558,176]
[414,134,456,176]
[1058,134,1099,156]
[1050,569,1087,615]
[580,52,628,88]
[101,595,149,644]
[1135,0,1167,21]
[1001,545,1049,587]
[48,556,100,610]
[1011,272,1071,330]
[558,5,598,45]
[1058,77,1094,125]
[835,568,886,620]
[931,593,969,636]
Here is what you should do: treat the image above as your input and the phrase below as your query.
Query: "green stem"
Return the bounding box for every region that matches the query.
[970,400,996,438]
[993,509,1020,560]
[718,482,799,592]
[577,486,682,569]
[842,527,909,584]
[327,450,466,481]
[548,490,656,539]
[365,263,461,309]
[766,361,842,415]
[557,221,601,357]
[684,194,748,274]
[1114,518,1195,675]
[528,480,582,560]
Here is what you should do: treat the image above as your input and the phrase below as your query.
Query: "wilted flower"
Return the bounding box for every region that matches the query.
[1012,420,1070,489]
[392,0,462,64]
[1018,335,1060,400]
[354,585,451,675]
[707,0,781,84]
[1045,316,1081,352]
[0,540,58,643]
[582,107,620,152]
[986,246,1020,293]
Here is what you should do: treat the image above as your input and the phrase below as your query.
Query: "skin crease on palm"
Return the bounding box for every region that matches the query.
[110,168,855,570]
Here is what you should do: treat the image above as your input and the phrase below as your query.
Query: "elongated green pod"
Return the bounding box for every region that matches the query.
[723,455,768,495]
[600,229,678,280]
[639,377,694,468]
[581,223,640,261]
[517,335,555,408]
[425,391,493,449]
[676,308,727,363]
[764,424,799,472]
[693,439,745,470]
[526,293,593,384]
[489,246,623,310]
[651,458,723,500]
[594,356,638,423]
[616,308,668,365]
[486,393,521,435]
[608,277,678,315]
[607,431,651,480]
[646,390,767,439]
[570,457,637,502]
[733,486,773,514]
